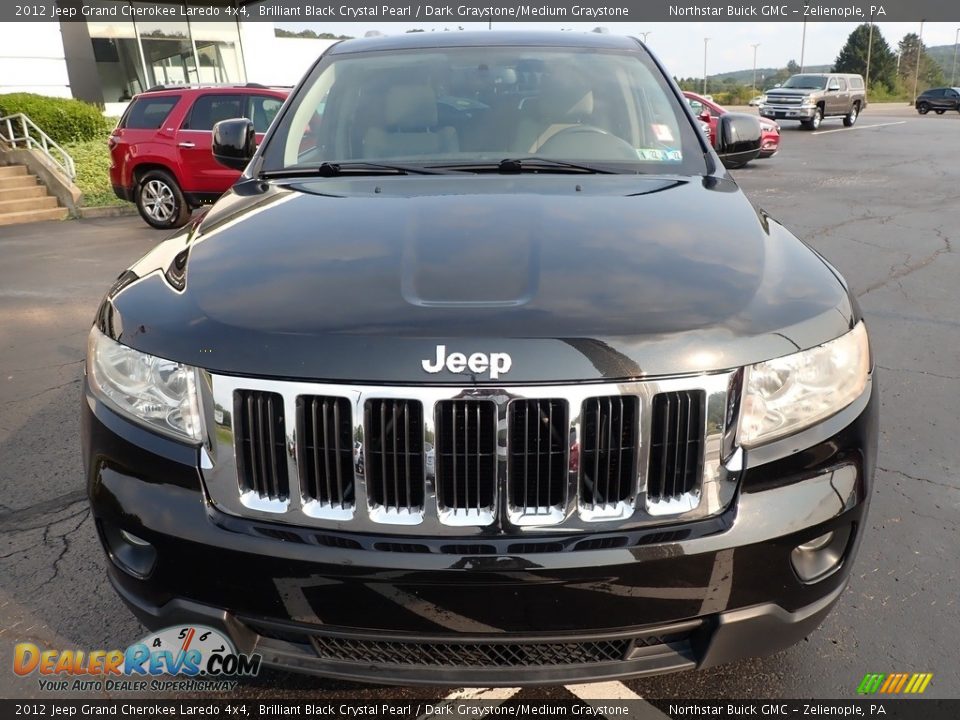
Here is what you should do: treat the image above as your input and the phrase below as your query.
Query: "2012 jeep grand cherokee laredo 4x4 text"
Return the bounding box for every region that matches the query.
[82,32,878,686]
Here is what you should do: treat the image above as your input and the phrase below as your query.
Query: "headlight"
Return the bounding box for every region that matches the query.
[87,327,203,443]
[738,322,870,447]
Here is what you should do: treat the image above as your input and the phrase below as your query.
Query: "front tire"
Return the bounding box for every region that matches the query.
[843,103,860,126]
[136,170,190,229]
[802,107,824,130]
[917,102,930,115]
[935,109,945,115]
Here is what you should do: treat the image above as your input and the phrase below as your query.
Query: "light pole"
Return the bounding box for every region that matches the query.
[800,21,807,72]
[751,43,761,95]
[912,20,925,105]
[865,17,874,91]
[703,38,710,95]
[952,27,959,86]
[639,31,652,44]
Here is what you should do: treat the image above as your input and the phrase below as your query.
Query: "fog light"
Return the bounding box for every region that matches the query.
[101,522,157,578]
[791,524,852,583]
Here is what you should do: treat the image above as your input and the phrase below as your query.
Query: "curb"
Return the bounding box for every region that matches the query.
[76,204,137,219]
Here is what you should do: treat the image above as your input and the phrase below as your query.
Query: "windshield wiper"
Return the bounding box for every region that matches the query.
[430,158,617,174]
[260,161,453,179]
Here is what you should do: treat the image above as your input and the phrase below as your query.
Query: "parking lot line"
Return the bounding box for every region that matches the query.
[812,121,907,135]
[566,682,669,718]
[566,681,643,699]
[418,687,521,720]
[445,687,522,699]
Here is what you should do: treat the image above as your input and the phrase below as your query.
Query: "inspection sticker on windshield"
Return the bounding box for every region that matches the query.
[651,124,675,142]
[636,148,683,162]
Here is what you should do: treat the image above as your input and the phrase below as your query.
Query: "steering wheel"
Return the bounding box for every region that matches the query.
[538,125,638,161]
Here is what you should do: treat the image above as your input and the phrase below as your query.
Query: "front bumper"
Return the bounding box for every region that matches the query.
[83,376,877,685]
[760,105,817,121]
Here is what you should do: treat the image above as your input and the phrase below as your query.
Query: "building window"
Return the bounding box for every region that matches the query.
[86,2,245,103]
[192,21,244,84]
[88,9,145,102]
[132,5,194,87]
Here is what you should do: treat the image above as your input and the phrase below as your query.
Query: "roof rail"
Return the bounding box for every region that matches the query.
[142,82,288,93]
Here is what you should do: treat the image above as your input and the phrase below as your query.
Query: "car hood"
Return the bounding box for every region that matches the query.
[767,88,821,97]
[99,174,856,384]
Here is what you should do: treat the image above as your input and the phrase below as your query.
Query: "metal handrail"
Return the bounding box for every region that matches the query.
[0,113,76,180]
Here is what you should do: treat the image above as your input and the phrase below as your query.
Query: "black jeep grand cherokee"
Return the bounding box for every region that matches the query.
[82,32,877,686]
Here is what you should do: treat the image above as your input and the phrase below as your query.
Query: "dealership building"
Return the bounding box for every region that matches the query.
[0,1,335,114]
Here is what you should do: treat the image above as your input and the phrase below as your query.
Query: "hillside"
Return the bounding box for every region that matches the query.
[708,65,830,85]
[707,44,958,86]
[927,44,958,81]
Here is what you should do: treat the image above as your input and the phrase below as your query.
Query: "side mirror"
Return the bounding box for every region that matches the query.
[212,118,256,171]
[715,112,762,169]
[698,110,711,123]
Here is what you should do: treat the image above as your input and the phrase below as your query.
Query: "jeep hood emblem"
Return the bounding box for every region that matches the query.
[422,345,512,379]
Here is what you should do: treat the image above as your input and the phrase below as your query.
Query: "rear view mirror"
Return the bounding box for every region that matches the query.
[715,113,762,169]
[212,118,256,171]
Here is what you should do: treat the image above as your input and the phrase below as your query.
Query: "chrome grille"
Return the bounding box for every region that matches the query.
[204,374,739,535]
[234,390,289,501]
[580,396,639,513]
[435,399,497,516]
[365,399,425,515]
[296,395,354,509]
[508,399,567,519]
[765,95,803,105]
[648,390,706,502]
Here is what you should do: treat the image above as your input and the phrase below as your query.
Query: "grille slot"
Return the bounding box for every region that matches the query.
[364,399,425,512]
[373,542,430,554]
[435,399,497,513]
[315,534,363,550]
[647,390,706,502]
[310,636,630,667]
[440,544,497,555]
[234,390,289,501]
[580,396,639,509]
[574,536,629,552]
[297,395,354,508]
[508,399,568,513]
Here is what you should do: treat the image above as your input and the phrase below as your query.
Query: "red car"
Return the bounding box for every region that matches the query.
[683,91,780,160]
[109,84,289,228]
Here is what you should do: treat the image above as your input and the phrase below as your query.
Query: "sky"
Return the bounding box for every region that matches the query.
[276,21,960,79]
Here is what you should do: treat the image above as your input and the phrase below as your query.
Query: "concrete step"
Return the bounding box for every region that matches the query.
[0,185,47,201]
[0,174,38,190]
[0,195,59,213]
[0,164,29,178]
[0,207,68,226]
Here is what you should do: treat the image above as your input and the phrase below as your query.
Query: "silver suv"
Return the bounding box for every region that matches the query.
[760,73,866,130]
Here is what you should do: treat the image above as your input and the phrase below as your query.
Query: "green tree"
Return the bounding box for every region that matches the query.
[898,33,945,97]
[835,23,897,91]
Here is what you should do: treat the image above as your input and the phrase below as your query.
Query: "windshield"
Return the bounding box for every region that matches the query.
[261,45,706,175]
[782,75,828,90]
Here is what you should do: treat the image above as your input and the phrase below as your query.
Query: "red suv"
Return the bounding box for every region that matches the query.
[683,91,781,161]
[109,84,289,228]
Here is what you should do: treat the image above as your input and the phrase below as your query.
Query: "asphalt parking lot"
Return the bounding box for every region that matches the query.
[1,104,957,704]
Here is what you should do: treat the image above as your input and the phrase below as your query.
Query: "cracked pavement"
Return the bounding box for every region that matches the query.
[0,106,957,700]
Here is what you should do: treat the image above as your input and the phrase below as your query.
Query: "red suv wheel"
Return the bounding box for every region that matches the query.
[135,170,190,229]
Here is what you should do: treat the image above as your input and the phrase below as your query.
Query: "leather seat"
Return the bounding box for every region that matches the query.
[362,86,459,159]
